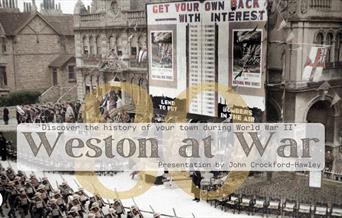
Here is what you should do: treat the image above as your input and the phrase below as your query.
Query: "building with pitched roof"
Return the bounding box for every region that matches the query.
[0,0,76,102]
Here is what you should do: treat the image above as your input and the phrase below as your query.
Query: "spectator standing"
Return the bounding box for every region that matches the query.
[2,107,9,125]
[0,133,6,161]
[191,171,202,202]
[65,102,75,123]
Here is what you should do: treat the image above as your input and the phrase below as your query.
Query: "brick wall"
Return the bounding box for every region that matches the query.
[2,14,74,95]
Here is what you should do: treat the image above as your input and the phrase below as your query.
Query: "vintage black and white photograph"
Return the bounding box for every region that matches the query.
[233,29,262,88]
[150,31,174,81]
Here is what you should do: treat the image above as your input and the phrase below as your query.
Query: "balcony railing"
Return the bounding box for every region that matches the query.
[80,13,102,22]
[293,0,342,20]
[126,10,146,26]
[309,0,331,10]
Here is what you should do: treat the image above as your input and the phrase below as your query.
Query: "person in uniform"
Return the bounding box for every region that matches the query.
[127,206,143,218]
[30,192,46,218]
[191,171,202,202]
[47,199,64,218]
[7,181,18,218]
[17,189,30,217]
[111,199,125,218]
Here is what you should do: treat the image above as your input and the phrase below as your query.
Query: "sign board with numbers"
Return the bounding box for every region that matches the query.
[147,0,268,118]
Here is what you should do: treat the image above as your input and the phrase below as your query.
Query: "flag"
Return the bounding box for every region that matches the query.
[16,106,25,115]
[331,93,341,107]
[277,20,287,31]
[302,47,328,81]
[286,31,295,42]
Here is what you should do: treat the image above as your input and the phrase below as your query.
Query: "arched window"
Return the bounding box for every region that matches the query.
[117,33,128,57]
[315,32,324,45]
[336,33,342,62]
[82,35,88,55]
[138,34,146,49]
[96,35,102,55]
[130,77,135,102]
[326,33,333,63]
[138,78,145,103]
[89,36,95,55]
[1,38,7,53]
[109,35,115,50]
[130,35,139,57]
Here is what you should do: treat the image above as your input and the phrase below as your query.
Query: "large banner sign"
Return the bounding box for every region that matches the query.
[18,123,324,172]
[147,0,268,119]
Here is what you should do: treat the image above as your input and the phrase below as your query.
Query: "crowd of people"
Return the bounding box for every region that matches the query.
[99,90,133,123]
[0,165,162,218]
[15,102,82,124]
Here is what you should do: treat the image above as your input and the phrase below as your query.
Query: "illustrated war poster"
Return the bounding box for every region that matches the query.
[150,31,174,81]
[233,29,262,88]
[147,0,268,120]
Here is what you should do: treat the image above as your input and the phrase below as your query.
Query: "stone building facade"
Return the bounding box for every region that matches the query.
[267,0,342,175]
[74,0,152,107]
[0,0,76,102]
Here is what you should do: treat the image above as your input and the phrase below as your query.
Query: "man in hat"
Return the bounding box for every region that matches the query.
[30,192,46,218]
[59,181,73,201]
[90,202,103,217]
[37,184,49,202]
[76,188,89,207]
[69,194,85,215]
[42,177,52,194]
[17,189,30,217]
[30,174,39,189]
[24,182,35,198]
[127,206,143,218]
[47,199,64,218]
[111,199,125,218]
[67,206,81,218]
[7,181,18,218]
[53,191,67,212]
[191,171,202,202]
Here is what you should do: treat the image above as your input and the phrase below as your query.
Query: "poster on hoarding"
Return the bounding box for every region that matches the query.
[151,31,174,81]
[147,0,268,119]
[233,29,262,88]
